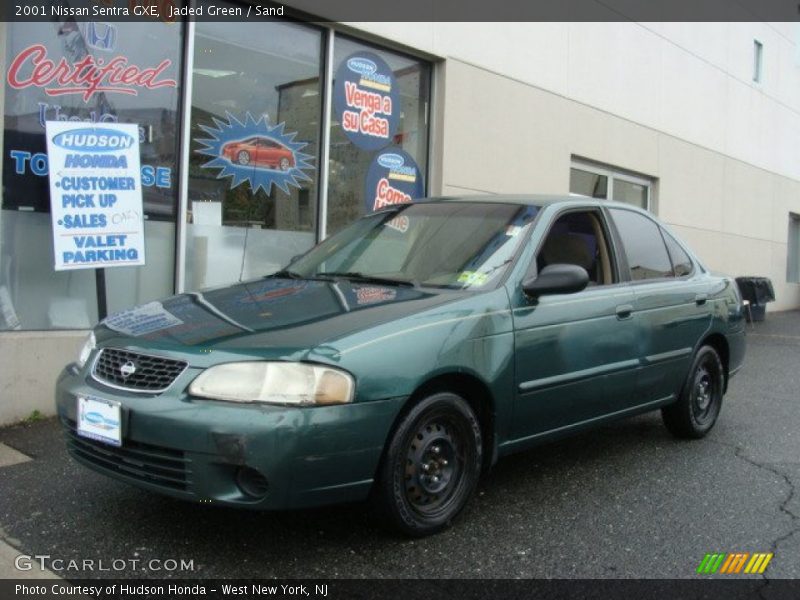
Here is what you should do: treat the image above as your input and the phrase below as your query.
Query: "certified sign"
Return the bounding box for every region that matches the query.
[45,122,145,271]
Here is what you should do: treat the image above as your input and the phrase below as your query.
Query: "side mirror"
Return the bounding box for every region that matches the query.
[523,263,589,297]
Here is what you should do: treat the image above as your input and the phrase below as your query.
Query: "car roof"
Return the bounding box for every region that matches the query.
[423,194,644,213]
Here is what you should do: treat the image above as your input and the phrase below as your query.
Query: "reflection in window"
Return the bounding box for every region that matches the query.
[610,209,674,281]
[662,230,693,277]
[292,202,537,289]
[613,179,648,209]
[569,168,608,199]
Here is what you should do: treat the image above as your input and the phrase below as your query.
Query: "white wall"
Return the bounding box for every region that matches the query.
[0,331,84,425]
[345,22,800,310]
[348,22,800,183]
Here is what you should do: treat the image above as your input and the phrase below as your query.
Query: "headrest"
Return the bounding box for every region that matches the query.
[540,233,593,270]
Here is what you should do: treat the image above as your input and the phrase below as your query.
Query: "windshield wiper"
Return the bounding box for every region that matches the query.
[269,269,304,279]
[315,271,416,287]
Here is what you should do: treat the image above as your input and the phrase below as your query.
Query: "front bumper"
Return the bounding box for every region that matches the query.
[55,364,406,510]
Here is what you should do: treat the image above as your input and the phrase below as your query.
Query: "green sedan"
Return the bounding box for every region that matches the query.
[56,196,746,536]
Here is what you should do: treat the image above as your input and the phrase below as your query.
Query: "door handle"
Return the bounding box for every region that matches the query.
[695,293,708,306]
[615,304,633,319]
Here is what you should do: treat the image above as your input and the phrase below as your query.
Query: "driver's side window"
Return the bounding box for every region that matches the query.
[535,211,615,286]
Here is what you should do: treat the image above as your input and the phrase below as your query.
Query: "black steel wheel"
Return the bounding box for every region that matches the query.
[662,345,724,439]
[376,392,482,536]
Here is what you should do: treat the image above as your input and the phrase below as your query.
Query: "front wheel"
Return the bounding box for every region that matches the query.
[376,392,482,536]
[662,345,724,439]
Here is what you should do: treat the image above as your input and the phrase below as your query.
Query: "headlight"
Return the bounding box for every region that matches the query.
[188,362,355,406]
[76,331,96,369]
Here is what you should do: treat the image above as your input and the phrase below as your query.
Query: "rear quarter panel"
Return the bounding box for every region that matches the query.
[706,273,747,378]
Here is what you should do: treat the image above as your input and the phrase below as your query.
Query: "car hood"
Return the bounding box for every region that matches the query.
[95,277,463,356]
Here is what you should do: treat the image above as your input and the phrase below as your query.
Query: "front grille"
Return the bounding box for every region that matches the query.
[64,420,191,491]
[92,348,187,393]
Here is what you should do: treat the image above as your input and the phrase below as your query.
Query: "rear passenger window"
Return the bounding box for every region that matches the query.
[662,230,693,277]
[609,208,673,281]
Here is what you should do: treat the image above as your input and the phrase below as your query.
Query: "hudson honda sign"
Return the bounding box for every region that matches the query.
[45,122,146,270]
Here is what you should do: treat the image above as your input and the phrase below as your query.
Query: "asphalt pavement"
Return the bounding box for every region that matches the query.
[1,312,798,580]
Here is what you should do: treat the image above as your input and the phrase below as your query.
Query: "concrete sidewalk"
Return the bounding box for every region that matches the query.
[0,539,60,580]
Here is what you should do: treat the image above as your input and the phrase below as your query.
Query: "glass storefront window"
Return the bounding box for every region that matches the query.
[326,36,431,236]
[184,16,323,290]
[1,20,183,329]
[0,14,432,329]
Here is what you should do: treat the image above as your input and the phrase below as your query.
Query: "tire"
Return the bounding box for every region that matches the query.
[376,392,482,536]
[237,150,250,165]
[662,345,724,439]
[279,157,290,171]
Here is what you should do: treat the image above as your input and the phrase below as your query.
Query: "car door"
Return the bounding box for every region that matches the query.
[252,138,268,165]
[606,208,712,404]
[261,139,280,167]
[509,207,640,446]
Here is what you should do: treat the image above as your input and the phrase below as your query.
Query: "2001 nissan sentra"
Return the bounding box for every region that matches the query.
[56,196,746,536]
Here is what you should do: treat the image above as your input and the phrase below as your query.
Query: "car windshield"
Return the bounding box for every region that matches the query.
[283,201,539,290]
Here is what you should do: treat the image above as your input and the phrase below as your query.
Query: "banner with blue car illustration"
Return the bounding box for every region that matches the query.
[334,52,400,151]
[45,121,145,271]
[194,112,314,195]
[364,148,424,213]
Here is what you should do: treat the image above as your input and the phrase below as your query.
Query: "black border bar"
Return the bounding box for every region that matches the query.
[1,0,799,22]
[4,579,800,600]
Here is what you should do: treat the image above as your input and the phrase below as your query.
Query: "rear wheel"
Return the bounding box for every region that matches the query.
[662,345,724,439]
[376,392,482,536]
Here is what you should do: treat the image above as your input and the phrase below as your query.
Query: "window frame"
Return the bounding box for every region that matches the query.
[753,39,764,84]
[525,205,623,289]
[569,159,654,212]
[788,213,800,284]
[660,226,696,280]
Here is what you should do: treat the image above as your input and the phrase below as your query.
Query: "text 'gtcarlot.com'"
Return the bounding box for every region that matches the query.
[15,554,195,572]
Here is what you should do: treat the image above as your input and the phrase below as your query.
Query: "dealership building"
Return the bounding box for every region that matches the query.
[0,12,799,423]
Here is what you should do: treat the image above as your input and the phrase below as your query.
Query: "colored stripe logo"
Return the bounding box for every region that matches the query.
[697,552,773,574]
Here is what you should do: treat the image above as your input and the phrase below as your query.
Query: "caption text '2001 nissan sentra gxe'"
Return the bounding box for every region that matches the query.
[56,196,746,536]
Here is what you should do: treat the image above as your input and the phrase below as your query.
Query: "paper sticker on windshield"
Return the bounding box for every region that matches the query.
[505,225,522,237]
[103,301,183,336]
[457,272,489,286]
